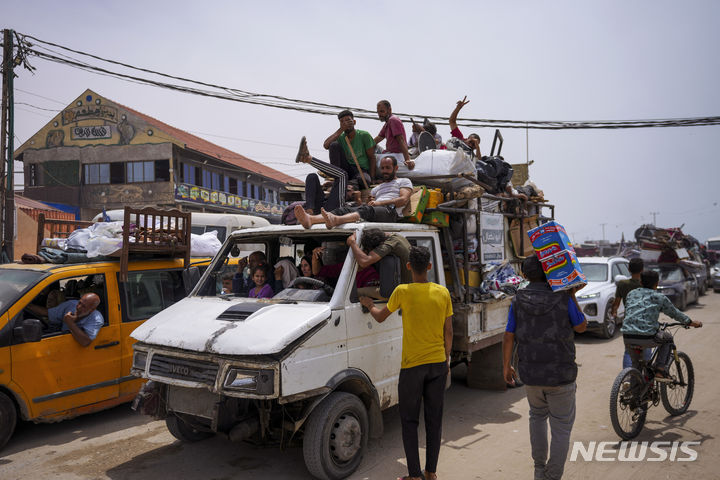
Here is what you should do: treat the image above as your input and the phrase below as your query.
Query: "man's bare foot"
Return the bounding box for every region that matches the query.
[295,136,311,164]
[320,207,338,229]
[294,204,312,229]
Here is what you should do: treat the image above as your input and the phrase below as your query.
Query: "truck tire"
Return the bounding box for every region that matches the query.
[600,301,616,339]
[166,414,213,442]
[0,392,17,450]
[302,392,368,480]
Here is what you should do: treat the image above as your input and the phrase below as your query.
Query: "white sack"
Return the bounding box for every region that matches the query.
[191,230,222,257]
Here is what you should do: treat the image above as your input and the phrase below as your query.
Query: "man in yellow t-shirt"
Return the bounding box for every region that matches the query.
[360,246,453,480]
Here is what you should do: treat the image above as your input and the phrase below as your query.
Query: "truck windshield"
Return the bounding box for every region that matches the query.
[0,270,47,314]
[708,240,720,250]
[196,232,359,302]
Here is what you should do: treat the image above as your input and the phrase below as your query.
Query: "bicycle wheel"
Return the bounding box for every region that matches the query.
[609,367,647,440]
[661,351,694,415]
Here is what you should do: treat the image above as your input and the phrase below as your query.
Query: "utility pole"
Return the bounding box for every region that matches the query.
[1,29,15,262]
[599,223,607,242]
[650,211,659,226]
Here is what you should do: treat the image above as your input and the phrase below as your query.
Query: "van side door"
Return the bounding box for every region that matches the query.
[10,268,122,420]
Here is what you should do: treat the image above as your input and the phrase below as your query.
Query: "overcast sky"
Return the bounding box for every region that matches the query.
[5,0,719,243]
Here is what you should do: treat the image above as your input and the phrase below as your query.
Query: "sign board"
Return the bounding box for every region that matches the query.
[174,182,283,218]
[480,212,506,263]
[71,125,113,140]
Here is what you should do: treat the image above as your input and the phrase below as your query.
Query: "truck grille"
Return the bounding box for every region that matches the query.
[149,355,219,386]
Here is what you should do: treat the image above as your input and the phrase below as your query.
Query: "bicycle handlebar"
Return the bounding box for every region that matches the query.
[661,322,691,329]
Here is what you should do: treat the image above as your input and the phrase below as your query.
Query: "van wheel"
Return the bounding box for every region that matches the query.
[303,392,368,480]
[166,414,213,442]
[0,392,17,450]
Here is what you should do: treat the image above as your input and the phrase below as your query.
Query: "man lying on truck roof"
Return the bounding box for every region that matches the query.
[25,293,104,347]
[294,156,412,229]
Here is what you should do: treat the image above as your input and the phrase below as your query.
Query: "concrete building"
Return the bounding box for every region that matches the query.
[14,89,300,222]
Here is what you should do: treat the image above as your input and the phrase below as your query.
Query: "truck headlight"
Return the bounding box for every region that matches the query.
[578,292,600,300]
[133,351,148,370]
[223,368,274,395]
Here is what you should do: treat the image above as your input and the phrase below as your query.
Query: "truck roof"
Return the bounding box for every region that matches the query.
[230,222,438,238]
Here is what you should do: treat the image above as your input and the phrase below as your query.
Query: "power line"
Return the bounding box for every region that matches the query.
[16,31,720,131]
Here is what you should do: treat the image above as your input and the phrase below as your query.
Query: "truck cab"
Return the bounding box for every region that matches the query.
[131,218,521,479]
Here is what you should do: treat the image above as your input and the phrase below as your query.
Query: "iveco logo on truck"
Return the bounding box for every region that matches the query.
[171,365,190,376]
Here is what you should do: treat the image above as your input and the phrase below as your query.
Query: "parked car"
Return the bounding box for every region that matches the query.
[576,256,631,338]
[711,262,720,292]
[647,263,699,311]
[679,259,709,296]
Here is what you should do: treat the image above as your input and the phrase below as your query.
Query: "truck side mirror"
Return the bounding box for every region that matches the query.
[182,266,201,295]
[377,255,402,298]
[13,318,43,343]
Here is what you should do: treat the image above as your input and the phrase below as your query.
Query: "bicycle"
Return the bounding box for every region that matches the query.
[609,322,695,440]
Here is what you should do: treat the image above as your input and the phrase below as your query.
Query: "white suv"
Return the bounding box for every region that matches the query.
[576,256,631,338]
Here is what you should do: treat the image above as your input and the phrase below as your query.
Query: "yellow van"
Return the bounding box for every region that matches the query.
[0,255,225,449]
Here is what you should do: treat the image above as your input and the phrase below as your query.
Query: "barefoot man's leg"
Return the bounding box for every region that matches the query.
[321,207,360,229]
[294,204,324,229]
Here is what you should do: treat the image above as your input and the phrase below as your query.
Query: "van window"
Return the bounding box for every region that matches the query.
[23,274,109,337]
[123,270,185,322]
[0,270,46,315]
[408,237,438,284]
[191,225,227,242]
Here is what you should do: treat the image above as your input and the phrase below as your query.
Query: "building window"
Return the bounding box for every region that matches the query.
[127,161,155,183]
[212,172,221,191]
[182,163,194,184]
[28,164,37,186]
[84,163,110,184]
[228,177,237,195]
[155,160,170,182]
[110,163,125,184]
[202,169,211,188]
[224,176,230,193]
[237,179,243,196]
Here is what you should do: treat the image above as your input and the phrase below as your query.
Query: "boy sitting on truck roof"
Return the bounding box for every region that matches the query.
[294,156,412,229]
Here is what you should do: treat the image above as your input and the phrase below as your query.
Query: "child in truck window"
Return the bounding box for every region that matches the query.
[248,265,273,299]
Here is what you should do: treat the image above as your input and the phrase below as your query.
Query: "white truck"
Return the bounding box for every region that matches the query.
[130,195,552,479]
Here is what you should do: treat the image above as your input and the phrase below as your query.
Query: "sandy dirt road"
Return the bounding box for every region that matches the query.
[2,293,718,480]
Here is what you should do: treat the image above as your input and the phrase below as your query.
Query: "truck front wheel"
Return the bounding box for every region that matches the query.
[166,414,213,442]
[302,392,368,480]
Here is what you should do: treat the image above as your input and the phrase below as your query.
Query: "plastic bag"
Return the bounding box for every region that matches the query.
[86,236,124,257]
[191,230,222,257]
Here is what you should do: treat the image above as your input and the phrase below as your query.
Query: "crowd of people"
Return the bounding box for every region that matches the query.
[288,97,527,231]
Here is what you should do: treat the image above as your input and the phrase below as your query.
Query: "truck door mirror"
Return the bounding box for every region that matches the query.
[377,255,402,298]
[13,318,43,343]
[182,266,201,295]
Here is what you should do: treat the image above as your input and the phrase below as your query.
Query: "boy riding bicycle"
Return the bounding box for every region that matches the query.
[620,270,702,377]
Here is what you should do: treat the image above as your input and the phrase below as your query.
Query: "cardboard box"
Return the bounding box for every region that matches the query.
[540,249,587,291]
[401,186,429,224]
[509,215,539,258]
[527,220,575,260]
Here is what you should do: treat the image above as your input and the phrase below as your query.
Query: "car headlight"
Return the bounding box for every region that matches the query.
[133,351,148,370]
[583,304,598,316]
[578,292,600,300]
[223,368,274,394]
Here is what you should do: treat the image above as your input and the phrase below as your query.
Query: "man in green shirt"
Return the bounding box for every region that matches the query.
[323,109,377,182]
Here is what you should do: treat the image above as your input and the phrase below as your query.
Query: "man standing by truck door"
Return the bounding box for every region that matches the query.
[502,256,586,480]
[360,246,453,480]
